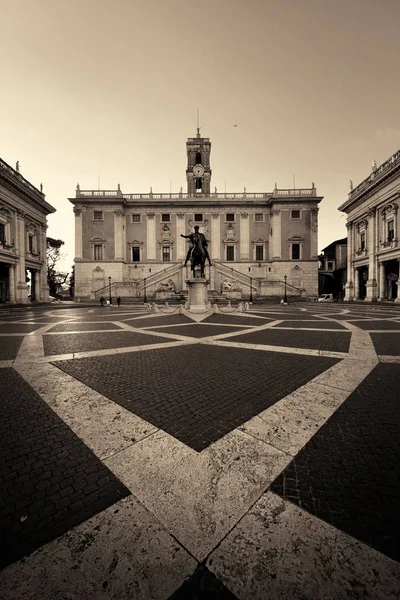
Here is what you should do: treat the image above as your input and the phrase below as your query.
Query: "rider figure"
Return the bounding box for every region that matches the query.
[180,225,212,267]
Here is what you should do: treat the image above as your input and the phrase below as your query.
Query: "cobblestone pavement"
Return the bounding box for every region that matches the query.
[1,302,400,599]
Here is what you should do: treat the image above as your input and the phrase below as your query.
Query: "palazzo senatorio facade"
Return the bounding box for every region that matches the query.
[0,158,55,304]
[339,149,400,302]
[70,130,322,301]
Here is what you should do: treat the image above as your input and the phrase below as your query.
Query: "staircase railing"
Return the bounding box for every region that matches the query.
[213,261,260,291]
[136,263,182,291]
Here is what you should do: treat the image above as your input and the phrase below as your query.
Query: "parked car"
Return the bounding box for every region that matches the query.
[318,293,333,302]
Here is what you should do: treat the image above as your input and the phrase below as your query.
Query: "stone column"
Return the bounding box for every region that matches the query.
[176,214,185,260]
[311,208,319,259]
[114,211,125,260]
[211,214,220,260]
[8,264,16,303]
[378,262,386,301]
[240,213,249,261]
[271,210,281,258]
[40,224,49,299]
[74,208,83,259]
[365,208,377,301]
[146,214,156,260]
[344,221,354,301]
[16,210,27,302]
[34,270,41,301]
[354,267,360,299]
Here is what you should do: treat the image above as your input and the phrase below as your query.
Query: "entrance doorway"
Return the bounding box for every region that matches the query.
[0,263,9,302]
[359,266,368,300]
[385,259,399,300]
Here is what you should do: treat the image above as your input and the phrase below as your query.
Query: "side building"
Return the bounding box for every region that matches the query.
[69,130,322,301]
[339,149,400,302]
[318,237,347,298]
[0,159,56,303]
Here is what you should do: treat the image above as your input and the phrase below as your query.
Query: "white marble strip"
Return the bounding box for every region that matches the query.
[44,329,126,335]
[207,492,400,600]
[204,339,348,359]
[270,326,350,332]
[26,339,197,364]
[379,355,400,363]
[0,496,196,600]
[0,360,14,368]
[143,322,252,330]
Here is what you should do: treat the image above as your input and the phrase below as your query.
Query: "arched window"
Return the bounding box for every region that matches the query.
[196,152,202,165]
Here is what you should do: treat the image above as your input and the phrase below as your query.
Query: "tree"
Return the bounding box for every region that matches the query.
[46,237,69,297]
[69,265,75,297]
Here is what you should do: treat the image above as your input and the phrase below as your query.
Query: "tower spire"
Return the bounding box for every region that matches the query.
[196,109,201,138]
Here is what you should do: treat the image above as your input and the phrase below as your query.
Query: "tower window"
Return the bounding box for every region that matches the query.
[291,210,301,219]
[226,246,235,261]
[196,152,202,164]
[94,211,103,220]
[94,245,103,260]
[194,214,203,222]
[226,214,235,222]
[195,178,202,191]
[132,246,140,262]
[162,246,171,262]
[161,214,170,222]
[291,243,300,260]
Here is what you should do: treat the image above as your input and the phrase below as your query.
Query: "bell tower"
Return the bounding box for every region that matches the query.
[186,116,212,195]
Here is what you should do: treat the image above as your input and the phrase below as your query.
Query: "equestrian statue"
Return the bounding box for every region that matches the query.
[181,225,212,278]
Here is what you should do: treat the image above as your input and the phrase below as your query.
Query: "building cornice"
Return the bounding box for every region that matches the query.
[0,158,56,215]
[339,149,400,213]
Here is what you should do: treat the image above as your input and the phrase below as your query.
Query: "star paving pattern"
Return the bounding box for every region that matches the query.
[1,301,400,599]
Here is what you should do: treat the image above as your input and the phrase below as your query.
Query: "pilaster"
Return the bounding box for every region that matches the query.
[114,210,125,261]
[240,213,249,260]
[73,208,83,259]
[344,221,354,301]
[146,213,156,260]
[211,214,220,260]
[176,213,185,260]
[8,264,16,303]
[271,210,281,258]
[365,208,377,301]
[16,210,27,301]
[311,208,319,259]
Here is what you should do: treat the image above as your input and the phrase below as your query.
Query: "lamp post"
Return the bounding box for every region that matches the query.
[284,275,288,305]
[108,276,112,304]
[143,277,147,303]
[250,276,253,303]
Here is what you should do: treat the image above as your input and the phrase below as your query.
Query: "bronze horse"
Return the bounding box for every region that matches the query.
[190,232,206,278]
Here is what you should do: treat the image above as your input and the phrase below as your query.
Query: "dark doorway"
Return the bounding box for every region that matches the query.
[386,259,399,300]
[0,263,9,302]
[359,266,368,300]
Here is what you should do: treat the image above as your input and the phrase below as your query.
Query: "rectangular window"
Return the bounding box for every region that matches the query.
[327,261,333,271]
[131,214,141,223]
[291,210,301,219]
[194,213,203,222]
[94,244,103,260]
[0,223,5,243]
[132,246,140,262]
[291,243,300,260]
[226,245,235,261]
[254,213,264,222]
[226,213,235,222]
[256,245,264,261]
[162,246,171,262]
[360,232,366,250]
[387,220,395,241]
[94,211,103,220]
[161,214,170,222]
[28,235,34,253]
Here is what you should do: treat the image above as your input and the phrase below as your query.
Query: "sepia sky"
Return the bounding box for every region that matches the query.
[2,0,400,274]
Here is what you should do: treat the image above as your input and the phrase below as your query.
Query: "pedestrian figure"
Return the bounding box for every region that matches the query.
[100,296,104,307]
[117,297,121,307]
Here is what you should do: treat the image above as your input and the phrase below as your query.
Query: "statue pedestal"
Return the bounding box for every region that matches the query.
[185,278,210,312]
